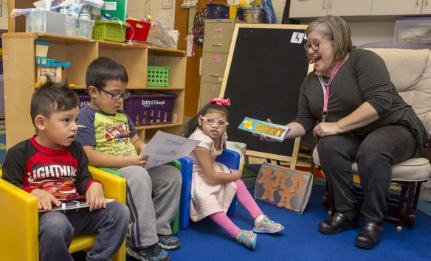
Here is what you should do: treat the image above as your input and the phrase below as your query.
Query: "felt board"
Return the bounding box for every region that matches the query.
[220,24,309,159]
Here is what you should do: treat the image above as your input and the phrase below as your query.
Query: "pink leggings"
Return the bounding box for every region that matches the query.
[209,179,263,238]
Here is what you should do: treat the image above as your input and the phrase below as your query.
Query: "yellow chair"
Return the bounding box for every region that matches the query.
[0,166,127,261]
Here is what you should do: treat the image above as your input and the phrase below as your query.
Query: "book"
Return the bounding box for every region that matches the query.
[238,117,290,142]
[254,163,313,214]
[45,199,115,212]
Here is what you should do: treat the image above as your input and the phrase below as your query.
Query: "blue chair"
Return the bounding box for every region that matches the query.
[179,149,241,229]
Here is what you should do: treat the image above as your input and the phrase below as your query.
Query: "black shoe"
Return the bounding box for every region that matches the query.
[126,243,170,261]
[355,222,382,249]
[319,212,358,235]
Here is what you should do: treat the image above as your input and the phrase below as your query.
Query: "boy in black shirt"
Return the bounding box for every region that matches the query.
[2,82,129,261]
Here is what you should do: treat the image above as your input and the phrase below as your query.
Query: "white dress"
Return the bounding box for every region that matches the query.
[189,128,237,222]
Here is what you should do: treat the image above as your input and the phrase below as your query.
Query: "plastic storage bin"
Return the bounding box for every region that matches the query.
[26,10,67,35]
[126,19,151,42]
[78,95,90,108]
[92,20,129,42]
[124,93,177,125]
[147,66,169,87]
[26,10,95,39]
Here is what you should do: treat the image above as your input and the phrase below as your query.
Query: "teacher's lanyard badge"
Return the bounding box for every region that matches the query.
[317,59,346,122]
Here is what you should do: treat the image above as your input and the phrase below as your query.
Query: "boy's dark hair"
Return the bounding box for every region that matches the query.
[182,103,229,138]
[30,81,80,125]
[86,57,128,90]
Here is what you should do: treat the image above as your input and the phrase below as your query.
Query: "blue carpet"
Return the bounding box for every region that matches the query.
[162,186,431,261]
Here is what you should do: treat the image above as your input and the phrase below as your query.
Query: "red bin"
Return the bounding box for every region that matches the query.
[125,18,151,42]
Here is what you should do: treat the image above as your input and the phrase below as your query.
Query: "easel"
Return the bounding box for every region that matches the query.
[219,23,313,170]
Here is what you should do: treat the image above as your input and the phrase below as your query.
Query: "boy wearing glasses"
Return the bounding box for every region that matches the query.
[76,57,182,261]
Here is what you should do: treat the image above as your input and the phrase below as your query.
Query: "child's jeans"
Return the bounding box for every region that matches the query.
[38,201,129,261]
[118,165,182,248]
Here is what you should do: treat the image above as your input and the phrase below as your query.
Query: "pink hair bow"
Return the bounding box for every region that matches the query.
[209,98,231,106]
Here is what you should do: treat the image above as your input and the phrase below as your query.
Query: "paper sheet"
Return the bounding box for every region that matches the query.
[141,131,199,169]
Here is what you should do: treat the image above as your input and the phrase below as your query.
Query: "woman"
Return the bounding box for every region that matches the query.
[273,15,427,249]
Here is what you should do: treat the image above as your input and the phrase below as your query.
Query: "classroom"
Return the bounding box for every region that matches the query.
[0,1,430,260]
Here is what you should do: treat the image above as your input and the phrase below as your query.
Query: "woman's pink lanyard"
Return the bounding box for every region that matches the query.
[317,59,346,122]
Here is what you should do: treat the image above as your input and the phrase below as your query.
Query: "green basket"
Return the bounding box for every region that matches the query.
[92,20,129,43]
[147,66,169,87]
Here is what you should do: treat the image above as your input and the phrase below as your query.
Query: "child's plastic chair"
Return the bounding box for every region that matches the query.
[179,149,241,229]
[0,167,127,261]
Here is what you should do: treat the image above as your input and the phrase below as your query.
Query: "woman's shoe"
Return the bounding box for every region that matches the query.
[319,212,358,234]
[355,222,382,249]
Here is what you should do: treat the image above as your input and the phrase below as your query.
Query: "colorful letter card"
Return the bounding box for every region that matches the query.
[238,117,290,142]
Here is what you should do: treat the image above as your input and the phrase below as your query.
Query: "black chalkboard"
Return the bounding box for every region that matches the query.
[221,25,309,158]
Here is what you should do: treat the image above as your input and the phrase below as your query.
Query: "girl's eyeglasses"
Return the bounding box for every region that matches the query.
[201,116,229,127]
[100,88,131,100]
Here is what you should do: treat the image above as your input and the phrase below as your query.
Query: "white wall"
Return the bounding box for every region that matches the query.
[127,0,176,29]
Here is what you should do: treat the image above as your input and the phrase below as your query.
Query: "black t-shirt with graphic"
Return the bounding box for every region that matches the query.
[1,136,95,198]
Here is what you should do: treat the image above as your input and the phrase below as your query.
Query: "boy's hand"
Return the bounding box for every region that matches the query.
[86,182,106,211]
[125,155,148,167]
[31,189,61,211]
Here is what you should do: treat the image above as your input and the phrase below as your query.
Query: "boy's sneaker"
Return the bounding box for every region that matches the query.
[235,230,257,250]
[158,234,181,250]
[253,215,284,234]
[126,243,170,261]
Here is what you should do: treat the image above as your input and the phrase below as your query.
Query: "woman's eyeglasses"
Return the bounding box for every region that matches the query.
[100,88,131,100]
[304,41,320,52]
[201,116,229,127]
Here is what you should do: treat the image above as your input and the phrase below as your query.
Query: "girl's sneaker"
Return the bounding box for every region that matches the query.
[235,230,257,250]
[253,215,284,234]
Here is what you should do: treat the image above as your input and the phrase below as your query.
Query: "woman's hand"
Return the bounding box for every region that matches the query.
[313,122,342,138]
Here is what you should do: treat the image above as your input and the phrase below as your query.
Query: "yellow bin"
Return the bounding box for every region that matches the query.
[229,5,239,19]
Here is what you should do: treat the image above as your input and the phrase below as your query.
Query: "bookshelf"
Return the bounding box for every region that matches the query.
[2,32,187,148]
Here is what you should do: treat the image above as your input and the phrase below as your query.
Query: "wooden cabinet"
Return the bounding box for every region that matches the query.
[2,33,186,148]
[289,0,372,18]
[372,0,431,15]
[199,19,236,110]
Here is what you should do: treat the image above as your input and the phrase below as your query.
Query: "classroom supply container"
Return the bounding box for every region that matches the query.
[101,0,128,21]
[207,3,229,19]
[26,10,66,35]
[229,5,239,19]
[147,66,169,87]
[77,95,91,108]
[242,7,263,23]
[125,18,151,42]
[26,10,95,39]
[92,20,129,42]
[124,93,177,125]
[35,56,71,83]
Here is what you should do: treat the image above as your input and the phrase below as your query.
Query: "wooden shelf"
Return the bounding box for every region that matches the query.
[128,87,184,91]
[135,123,183,130]
[148,47,186,57]
[2,32,187,148]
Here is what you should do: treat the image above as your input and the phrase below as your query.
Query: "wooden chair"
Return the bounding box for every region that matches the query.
[0,166,127,260]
